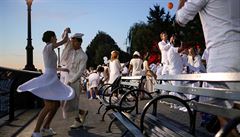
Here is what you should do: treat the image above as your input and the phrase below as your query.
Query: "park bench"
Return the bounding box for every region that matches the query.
[96,76,145,121]
[108,87,153,136]
[108,73,240,137]
[140,72,240,137]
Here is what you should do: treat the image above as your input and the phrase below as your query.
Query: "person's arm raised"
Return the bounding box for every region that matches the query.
[52,27,71,49]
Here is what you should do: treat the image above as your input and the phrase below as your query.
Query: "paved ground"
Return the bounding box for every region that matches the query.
[15,92,213,137]
[17,92,122,137]
[0,109,39,137]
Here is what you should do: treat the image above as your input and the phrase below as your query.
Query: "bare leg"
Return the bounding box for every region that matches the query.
[34,100,51,132]
[89,88,93,98]
[61,100,67,119]
[94,87,98,96]
[43,101,60,129]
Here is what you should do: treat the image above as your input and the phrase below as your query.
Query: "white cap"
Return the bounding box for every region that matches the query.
[133,51,140,56]
[71,33,84,38]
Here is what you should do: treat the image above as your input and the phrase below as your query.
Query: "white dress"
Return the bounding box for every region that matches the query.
[17,44,75,101]
[108,59,121,84]
[129,58,143,76]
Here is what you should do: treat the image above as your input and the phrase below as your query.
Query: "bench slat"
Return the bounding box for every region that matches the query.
[113,112,144,137]
[190,101,240,119]
[157,73,240,82]
[121,76,143,80]
[120,81,140,87]
[144,114,194,137]
[154,84,240,101]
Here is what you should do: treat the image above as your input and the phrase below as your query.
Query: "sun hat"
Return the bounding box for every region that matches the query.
[133,51,140,56]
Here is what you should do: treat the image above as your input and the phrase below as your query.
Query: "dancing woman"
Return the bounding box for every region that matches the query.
[17,28,74,137]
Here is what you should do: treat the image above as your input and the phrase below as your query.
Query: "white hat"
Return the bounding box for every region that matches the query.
[133,51,140,56]
[71,33,84,38]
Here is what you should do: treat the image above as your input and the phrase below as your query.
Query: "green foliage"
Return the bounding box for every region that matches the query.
[127,22,154,55]
[127,4,205,56]
[86,31,130,68]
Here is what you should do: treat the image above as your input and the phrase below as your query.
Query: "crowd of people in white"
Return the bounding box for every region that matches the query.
[82,32,207,110]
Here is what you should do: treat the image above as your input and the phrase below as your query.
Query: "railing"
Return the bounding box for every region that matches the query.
[0,66,41,121]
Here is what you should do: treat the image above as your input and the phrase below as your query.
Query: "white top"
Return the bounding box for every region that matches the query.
[88,72,100,89]
[176,0,240,50]
[188,55,206,73]
[129,58,143,76]
[156,63,163,78]
[60,41,88,83]
[158,40,172,65]
[167,46,183,74]
[108,59,121,84]
[122,66,129,75]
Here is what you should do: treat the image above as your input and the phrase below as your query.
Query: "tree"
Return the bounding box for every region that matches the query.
[127,22,154,56]
[86,31,130,68]
[127,4,205,59]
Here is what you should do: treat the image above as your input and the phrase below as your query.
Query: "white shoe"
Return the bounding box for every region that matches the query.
[32,132,42,137]
[70,120,83,129]
[41,128,57,136]
[179,107,187,112]
[237,124,240,133]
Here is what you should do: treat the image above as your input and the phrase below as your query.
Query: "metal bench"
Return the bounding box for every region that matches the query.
[139,73,240,137]
[96,76,145,121]
[106,73,240,137]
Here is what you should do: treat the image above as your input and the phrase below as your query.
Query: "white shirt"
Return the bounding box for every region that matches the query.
[167,46,183,74]
[88,72,100,89]
[62,41,88,83]
[129,58,143,76]
[176,0,240,50]
[188,55,206,73]
[156,63,163,78]
[158,40,172,65]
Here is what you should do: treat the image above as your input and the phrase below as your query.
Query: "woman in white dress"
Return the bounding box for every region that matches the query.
[143,53,156,96]
[17,28,74,137]
[108,50,121,84]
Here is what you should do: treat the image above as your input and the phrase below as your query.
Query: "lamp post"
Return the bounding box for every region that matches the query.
[24,0,36,71]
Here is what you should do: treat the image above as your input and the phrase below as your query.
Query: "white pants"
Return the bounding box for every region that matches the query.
[66,81,81,116]
[207,42,240,106]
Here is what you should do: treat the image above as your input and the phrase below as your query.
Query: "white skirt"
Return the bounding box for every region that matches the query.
[17,68,75,101]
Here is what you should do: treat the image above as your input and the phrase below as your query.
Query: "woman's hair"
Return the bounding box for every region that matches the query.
[42,31,56,43]
[160,32,167,39]
[110,50,119,61]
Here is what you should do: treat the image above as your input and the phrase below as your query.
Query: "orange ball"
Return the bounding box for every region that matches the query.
[167,2,173,9]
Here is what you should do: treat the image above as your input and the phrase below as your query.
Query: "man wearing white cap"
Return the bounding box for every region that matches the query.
[61,32,88,128]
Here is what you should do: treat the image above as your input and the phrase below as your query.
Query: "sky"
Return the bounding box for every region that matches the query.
[0,0,178,70]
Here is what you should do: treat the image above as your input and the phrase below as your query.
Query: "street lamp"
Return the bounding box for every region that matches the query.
[24,0,37,71]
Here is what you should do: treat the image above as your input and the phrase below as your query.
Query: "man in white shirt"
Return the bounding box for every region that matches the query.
[176,0,240,86]
[158,32,172,75]
[176,0,240,134]
[62,33,88,128]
